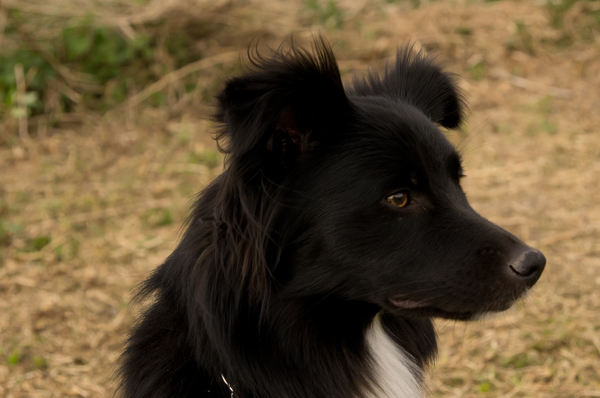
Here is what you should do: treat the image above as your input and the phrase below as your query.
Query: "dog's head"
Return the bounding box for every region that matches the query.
[214,37,545,321]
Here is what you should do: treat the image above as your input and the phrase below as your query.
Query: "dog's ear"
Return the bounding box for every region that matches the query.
[210,38,352,311]
[350,47,465,129]
[215,37,352,166]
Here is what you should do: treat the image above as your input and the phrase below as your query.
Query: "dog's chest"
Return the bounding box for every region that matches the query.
[361,316,422,398]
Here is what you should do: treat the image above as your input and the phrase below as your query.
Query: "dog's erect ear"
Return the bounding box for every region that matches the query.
[349,47,465,129]
[215,37,352,164]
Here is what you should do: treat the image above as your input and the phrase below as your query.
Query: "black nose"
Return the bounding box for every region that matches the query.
[508,248,546,287]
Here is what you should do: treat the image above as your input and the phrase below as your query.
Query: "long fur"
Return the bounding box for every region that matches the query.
[118,37,545,398]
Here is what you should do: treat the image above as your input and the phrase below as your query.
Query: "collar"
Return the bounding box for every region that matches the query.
[221,374,235,398]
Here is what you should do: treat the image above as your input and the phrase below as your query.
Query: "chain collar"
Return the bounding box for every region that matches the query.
[221,374,235,398]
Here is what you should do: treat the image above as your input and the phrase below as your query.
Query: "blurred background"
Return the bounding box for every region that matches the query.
[0,0,598,396]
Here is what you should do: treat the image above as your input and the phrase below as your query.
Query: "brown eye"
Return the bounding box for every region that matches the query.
[386,191,409,208]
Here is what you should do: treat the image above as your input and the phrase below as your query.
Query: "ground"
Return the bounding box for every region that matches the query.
[0,0,599,397]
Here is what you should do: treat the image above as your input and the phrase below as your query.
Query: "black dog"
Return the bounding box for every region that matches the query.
[119,38,545,398]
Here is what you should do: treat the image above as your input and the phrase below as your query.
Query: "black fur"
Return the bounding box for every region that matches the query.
[119,37,545,398]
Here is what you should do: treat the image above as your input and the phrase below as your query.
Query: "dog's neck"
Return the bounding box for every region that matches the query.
[362,314,423,398]
[213,297,436,398]
[217,313,424,398]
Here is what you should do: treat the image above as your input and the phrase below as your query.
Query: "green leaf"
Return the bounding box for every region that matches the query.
[10,107,27,119]
[64,27,93,58]
[7,350,20,365]
[22,91,39,106]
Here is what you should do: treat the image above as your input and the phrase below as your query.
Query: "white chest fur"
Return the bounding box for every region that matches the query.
[361,315,423,398]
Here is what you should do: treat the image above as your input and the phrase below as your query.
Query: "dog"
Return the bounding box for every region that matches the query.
[118,37,545,398]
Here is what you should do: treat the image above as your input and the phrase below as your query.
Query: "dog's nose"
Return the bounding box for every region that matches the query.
[507,248,546,287]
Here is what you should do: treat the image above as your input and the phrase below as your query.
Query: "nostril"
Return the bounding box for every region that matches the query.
[508,249,546,284]
[509,264,536,277]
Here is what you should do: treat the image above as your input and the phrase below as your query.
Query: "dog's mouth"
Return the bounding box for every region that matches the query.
[387,296,475,320]
[386,294,514,321]
[388,297,429,310]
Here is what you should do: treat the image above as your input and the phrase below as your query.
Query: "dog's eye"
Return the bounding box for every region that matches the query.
[386,191,409,208]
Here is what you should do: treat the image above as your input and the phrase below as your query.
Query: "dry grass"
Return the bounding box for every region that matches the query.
[1,0,599,397]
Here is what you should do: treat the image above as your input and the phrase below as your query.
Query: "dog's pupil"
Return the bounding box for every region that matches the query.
[388,192,408,207]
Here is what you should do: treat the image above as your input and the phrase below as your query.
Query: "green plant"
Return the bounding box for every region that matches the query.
[547,0,600,27]
[455,26,472,35]
[507,20,536,54]
[0,50,54,116]
[0,12,207,122]
[19,235,51,252]
[502,352,533,369]
[188,149,221,169]
[0,220,12,247]
[541,118,558,134]
[304,0,345,29]
[469,61,487,81]
[7,350,21,365]
[143,208,174,227]
[33,235,52,251]
[33,356,48,370]
[478,381,494,392]
[547,0,600,45]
